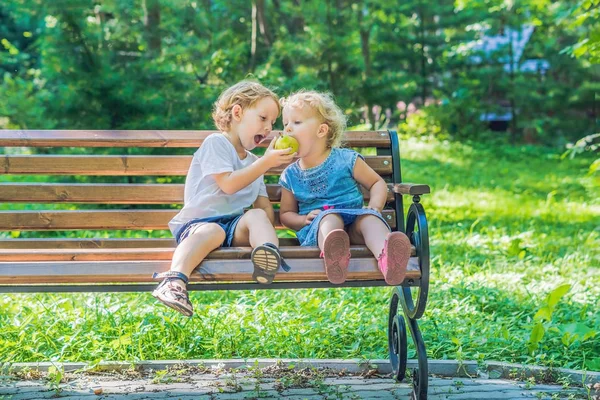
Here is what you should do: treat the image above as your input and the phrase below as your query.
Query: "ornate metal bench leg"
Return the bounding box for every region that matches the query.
[401,198,430,399]
[406,315,428,400]
[401,200,430,320]
[388,287,407,382]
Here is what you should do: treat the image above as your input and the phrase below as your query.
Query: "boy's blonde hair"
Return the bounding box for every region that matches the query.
[281,90,347,148]
[212,80,280,132]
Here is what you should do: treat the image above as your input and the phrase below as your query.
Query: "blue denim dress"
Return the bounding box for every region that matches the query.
[279,148,390,246]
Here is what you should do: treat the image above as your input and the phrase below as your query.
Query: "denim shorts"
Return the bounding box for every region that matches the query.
[175,214,244,247]
[297,208,390,247]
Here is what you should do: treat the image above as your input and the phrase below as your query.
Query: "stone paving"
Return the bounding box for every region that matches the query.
[2,362,598,400]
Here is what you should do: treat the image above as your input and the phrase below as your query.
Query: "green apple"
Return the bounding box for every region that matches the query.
[274,135,299,154]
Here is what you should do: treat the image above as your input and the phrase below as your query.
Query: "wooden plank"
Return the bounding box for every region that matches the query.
[0,210,175,230]
[0,209,397,230]
[267,184,394,203]
[393,183,431,195]
[0,237,417,251]
[0,246,416,261]
[0,184,185,204]
[0,238,178,249]
[1,155,192,175]
[0,183,394,203]
[0,130,391,148]
[0,257,420,284]
[0,238,304,249]
[1,155,392,176]
[0,245,416,262]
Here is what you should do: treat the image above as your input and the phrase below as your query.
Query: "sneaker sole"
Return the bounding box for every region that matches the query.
[251,246,281,284]
[323,229,350,284]
[383,232,411,285]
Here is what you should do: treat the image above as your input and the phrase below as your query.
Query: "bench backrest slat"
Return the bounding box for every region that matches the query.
[0,209,397,231]
[0,183,395,203]
[0,130,391,148]
[1,155,393,176]
[0,130,401,241]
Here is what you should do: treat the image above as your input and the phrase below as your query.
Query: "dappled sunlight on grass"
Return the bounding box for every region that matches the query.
[405,137,599,369]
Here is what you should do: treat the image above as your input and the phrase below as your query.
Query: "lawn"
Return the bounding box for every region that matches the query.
[1,137,598,371]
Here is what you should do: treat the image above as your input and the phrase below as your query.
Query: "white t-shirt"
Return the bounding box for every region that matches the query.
[168,133,268,236]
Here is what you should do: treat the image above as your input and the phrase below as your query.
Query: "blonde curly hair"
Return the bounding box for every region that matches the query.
[212,80,280,132]
[281,90,347,148]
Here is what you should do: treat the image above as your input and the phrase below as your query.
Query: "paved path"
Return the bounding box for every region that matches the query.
[1,363,596,399]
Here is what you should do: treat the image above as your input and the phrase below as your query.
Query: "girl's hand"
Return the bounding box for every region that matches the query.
[304,209,321,225]
[262,136,296,168]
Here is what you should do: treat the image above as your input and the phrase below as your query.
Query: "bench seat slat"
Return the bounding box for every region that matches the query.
[0,130,391,148]
[0,155,392,176]
[0,210,396,230]
[0,245,416,261]
[0,183,394,203]
[0,258,420,284]
[0,238,315,248]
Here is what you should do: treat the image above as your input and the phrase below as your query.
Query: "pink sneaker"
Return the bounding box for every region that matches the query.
[377,232,411,285]
[321,229,351,284]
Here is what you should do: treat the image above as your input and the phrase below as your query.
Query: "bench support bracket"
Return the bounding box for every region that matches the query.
[388,287,429,400]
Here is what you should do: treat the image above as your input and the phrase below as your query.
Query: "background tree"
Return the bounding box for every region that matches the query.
[0,0,596,146]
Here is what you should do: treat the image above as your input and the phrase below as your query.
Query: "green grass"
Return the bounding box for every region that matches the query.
[1,137,598,371]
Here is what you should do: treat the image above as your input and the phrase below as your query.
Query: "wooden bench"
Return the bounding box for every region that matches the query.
[0,129,431,399]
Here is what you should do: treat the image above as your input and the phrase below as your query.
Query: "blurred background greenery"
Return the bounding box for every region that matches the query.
[0,0,597,146]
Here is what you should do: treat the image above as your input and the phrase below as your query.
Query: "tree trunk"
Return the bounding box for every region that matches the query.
[292,0,305,35]
[508,23,518,143]
[419,2,427,105]
[61,12,97,72]
[142,0,161,55]
[250,1,257,72]
[360,29,372,79]
[326,0,336,95]
[272,0,295,76]
[274,0,304,35]
[358,5,375,129]
[256,0,272,47]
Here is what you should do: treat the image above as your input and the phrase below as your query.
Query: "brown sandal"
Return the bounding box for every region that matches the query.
[152,271,194,317]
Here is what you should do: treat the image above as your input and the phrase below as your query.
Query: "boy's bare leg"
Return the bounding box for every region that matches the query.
[152,223,225,317]
[231,209,279,247]
[232,209,281,284]
[171,223,226,278]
